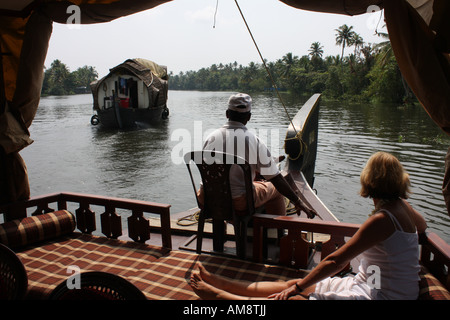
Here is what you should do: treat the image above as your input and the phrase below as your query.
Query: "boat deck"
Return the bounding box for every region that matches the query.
[5,209,448,301]
[1,189,449,301]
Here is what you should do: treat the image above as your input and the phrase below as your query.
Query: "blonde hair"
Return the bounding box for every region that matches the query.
[360,152,411,200]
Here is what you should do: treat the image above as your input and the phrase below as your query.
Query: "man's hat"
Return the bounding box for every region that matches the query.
[228,93,252,113]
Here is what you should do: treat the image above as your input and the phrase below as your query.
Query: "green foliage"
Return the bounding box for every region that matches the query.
[45,25,412,104]
[364,54,404,103]
[170,49,410,104]
[42,60,98,95]
[335,24,355,62]
[170,25,413,104]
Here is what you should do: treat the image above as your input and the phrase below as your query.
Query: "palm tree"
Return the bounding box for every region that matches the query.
[335,24,355,62]
[46,59,72,95]
[373,31,414,102]
[72,65,98,91]
[373,31,393,66]
[352,33,364,58]
[281,52,298,77]
[308,42,324,59]
[325,55,341,67]
[309,42,324,71]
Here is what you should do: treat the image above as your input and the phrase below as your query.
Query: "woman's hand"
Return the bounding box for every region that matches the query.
[268,284,301,300]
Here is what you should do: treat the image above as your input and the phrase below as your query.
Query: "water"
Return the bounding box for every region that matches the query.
[21,91,450,243]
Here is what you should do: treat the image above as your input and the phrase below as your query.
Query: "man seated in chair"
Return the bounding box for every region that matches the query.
[198,93,316,218]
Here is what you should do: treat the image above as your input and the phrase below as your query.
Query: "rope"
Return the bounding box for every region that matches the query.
[176,198,298,227]
[284,131,308,161]
[176,210,214,226]
[233,0,298,137]
[176,210,201,226]
[213,0,219,28]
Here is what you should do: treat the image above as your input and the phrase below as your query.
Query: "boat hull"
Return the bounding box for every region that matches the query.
[96,105,167,129]
[90,59,169,129]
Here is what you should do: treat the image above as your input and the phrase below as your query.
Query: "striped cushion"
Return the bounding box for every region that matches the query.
[418,267,450,300]
[0,210,76,249]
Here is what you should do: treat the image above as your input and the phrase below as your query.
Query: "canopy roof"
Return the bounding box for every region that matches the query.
[1,0,449,213]
[90,58,168,110]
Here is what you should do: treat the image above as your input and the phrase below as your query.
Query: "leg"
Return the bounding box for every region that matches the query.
[190,263,297,299]
[253,181,286,216]
[190,272,262,300]
[232,182,285,216]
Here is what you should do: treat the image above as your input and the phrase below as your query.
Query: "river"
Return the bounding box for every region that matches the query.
[21,91,450,243]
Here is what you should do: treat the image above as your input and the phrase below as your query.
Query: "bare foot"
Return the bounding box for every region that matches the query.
[190,272,223,300]
[190,263,271,300]
[197,263,228,290]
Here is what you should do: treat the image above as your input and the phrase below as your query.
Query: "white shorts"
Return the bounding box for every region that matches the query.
[309,276,372,300]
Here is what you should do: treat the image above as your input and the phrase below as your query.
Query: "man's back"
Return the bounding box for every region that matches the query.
[203,120,279,198]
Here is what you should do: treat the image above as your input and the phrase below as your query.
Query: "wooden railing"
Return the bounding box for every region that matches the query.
[0,192,172,250]
[420,232,450,289]
[252,214,360,269]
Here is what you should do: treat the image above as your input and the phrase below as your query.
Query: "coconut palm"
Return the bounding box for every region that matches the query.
[352,33,364,58]
[308,42,324,59]
[373,31,393,66]
[335,24,355,62]
[373,30,414,102]
[281,52,298,77]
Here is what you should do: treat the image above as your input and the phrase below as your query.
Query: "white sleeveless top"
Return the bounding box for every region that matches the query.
[353,209,420,299]
[310,209,420,300]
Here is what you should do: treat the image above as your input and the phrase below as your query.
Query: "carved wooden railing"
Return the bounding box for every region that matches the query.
[419,232,450,289]
[252,214,359,269]
[0,192,172,250]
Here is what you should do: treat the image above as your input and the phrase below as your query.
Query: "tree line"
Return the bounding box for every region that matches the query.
[169,25,414,104]
[41,59,98,96]
[42,25,414,104]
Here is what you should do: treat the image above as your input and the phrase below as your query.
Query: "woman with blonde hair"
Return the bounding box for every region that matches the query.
[190,152,428,300]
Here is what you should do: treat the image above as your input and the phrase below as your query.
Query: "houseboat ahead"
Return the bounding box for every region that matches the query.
[90,58,169,129]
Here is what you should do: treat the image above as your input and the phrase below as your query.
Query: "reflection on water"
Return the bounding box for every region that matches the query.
[315,101,450,242]
[22,92,450,242]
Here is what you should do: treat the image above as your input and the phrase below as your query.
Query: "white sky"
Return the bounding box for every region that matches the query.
[44,0,386,78]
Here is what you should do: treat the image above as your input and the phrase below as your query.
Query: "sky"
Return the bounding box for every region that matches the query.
[44,0,387,78]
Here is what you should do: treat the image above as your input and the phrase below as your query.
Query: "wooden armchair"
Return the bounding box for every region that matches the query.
[0,243,28,299]
[184,150,255,259]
